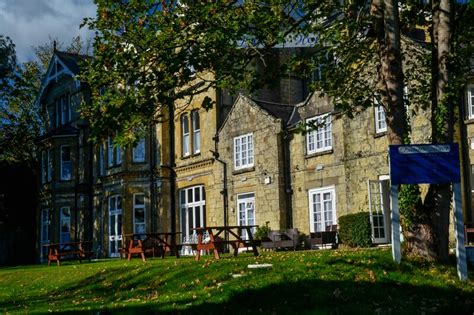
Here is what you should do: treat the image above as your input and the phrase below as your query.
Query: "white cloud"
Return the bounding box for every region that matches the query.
[0,0,96,63]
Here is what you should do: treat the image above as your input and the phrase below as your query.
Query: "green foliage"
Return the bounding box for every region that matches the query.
[254,225,271,240]
[0,36,90,166]
[399,184,423,230]
[338,212,372,248]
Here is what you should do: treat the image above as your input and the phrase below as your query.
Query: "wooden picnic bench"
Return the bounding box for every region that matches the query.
[123,232,181,262]
[192,225,259,261]
[43,241,93,266]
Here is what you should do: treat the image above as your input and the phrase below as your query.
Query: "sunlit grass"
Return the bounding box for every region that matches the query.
[0,248,472,314]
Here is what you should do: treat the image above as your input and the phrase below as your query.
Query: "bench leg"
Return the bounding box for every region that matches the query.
[141,252,146,262]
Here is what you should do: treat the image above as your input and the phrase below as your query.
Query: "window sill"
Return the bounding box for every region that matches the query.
[233,166,255,175]
[131,160,146,164]
[306,149,333,158]
[374,131,386,138]
[180,154,191,160]
[465,118,474,125]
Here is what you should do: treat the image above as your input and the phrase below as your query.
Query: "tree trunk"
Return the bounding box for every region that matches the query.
[404,0,453,262]
[371,0,406,145]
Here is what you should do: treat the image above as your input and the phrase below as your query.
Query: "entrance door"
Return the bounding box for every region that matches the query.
[237,193,255,239]
[368,179,390,244]
[180,186,205,242]
[109,195,122,257]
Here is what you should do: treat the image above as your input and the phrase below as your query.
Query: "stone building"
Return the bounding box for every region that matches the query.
[36,49,474,261]
[36,50,162,260]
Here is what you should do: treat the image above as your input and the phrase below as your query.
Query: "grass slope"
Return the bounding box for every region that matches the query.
[0,248,473,314]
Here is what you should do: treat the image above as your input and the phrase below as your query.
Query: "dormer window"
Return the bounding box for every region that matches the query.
[55,95,70,127]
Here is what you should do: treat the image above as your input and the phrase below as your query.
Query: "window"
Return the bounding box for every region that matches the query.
[308,186,336,232]
[109,195,122,257]
[374,98,387,133]
[41,209,50,258]
[41,151,46,184]
[306,114,332,154]
[55,95,69,126]
[237,193,256,240]
[60,207,71,245]
[133,194,146,234]
[116,143,122,165]
[60,95,70,124]
[234,133,254,170]
[133,137,146,162]
[47,149,53,182]
[60,145,72,181]
[468,85,474,119]
[99,143,105,176]
[107,137,122,167]
[192,111,200,154]
[180,186,205,240]
[181,113,190,157]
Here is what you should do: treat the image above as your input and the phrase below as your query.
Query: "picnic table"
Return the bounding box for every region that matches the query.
[192,225,259,261]
[43,240,93,266]
[123,232,181,261]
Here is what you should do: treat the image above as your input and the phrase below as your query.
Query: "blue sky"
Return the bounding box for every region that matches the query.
[0,0,96,63]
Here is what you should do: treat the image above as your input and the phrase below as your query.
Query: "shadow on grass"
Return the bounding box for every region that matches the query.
[53,277,473,315]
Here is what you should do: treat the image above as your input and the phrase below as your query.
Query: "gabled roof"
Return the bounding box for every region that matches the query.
[36,50,90,105]
[217,94,301,136]
[252,99,300,127]
[55,51,90,75]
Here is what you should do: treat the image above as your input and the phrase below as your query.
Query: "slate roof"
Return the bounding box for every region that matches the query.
[252,99,301,127]
[55,50,90,75]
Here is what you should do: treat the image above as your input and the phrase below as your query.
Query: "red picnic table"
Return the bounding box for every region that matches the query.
[43,240,93,266]
[123,232,181,261]
[192,225,259,261]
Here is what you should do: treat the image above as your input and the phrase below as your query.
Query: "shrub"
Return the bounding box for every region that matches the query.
[338,212,372,247]
[254,225,272,240]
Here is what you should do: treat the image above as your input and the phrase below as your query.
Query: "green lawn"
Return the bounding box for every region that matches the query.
[0,248,473,314]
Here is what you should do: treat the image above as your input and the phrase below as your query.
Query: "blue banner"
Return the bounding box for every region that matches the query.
[389,144,461,185]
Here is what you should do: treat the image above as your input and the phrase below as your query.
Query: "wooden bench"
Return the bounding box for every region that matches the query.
[44,241,93,266]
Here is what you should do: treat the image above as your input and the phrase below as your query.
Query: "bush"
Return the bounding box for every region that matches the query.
[338,212,372,247]
[254,225,271,240]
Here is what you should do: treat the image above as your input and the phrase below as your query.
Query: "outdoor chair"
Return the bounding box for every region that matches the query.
[310,225,338,249]
[261,228,299,251]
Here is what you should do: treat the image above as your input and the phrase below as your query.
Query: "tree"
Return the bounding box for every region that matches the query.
[0,36,91,166]
[82,0,473,261]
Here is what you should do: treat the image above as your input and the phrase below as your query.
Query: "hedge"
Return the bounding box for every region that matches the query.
[338,212,372,247]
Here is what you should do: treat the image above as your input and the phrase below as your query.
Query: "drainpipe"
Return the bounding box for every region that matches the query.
[168,102,177,251]
[211,135,229,244]
[282,128,293,228]
[149,125,156,233]
[88,129,94,242]
[459,91,472,222]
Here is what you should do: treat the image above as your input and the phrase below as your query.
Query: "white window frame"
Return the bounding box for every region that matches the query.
[306,114,332,155]
[108,195,123,257]
[133,193,146,234]
[374,98,387,134]
[59,207,71,245]
[60,145,72,181]
[308,186,337,233]
[192,110,201,154]
[468,85,474,119]
[179,185,205,239]
[181,113,190,157]
[237,192,256,240]
[233,133,254,170]
[133,137,146,162]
